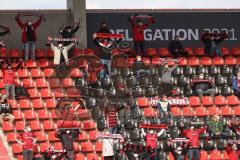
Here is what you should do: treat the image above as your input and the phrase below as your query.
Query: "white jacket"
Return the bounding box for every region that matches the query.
[102,138,114,157]
[51,43,75,65]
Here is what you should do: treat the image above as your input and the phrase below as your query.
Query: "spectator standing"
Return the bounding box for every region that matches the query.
[232,71,240,98]
[129,14,155,56]
[0,97,14,125]
[15,13,43,61]
[157,95,172,120]
[180,123,205,160]
[225,141,239,160]
[207,114,227,139]
[168,35,188,58]
[0,59,23,99]
[16,124,37,160]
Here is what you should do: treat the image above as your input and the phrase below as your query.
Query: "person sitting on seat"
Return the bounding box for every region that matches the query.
[191,72,215,102]
[132,55,149,77]
[168,35,188,58]
[207,114,227,139]
[0,95,14,125]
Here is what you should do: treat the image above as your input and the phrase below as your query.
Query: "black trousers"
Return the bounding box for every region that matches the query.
[171,50,188,58]
[134,41,145,56]
[104,156,115,160]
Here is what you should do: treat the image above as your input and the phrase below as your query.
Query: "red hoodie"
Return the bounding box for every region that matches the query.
[17,131,36,150]
[182,128,205,148]
[16,16,43,43]
[129,16,154,42]
[225,146,238,160]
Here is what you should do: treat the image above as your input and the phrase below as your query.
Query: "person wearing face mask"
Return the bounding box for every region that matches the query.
[16,124,37,160]
[48,38,76,66]
[0,59,23,99]
[232,71,240,99]
[141,128,165,160]
[157,95,172,120]
[0,96,14,125]
[207,114,227,139]
[168,35,188,58]
[180,123,206,160]
[15,13,43,61]
[191,72,215,103]
[129,14,155,56]
[55,128,80,160]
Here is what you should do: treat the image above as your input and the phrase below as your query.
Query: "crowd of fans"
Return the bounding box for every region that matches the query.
[0,12,238,160]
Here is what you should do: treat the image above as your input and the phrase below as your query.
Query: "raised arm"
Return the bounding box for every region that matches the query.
[32,16,43,29]
[13,60,23,71]
[157,129,165,137]
[144,15,155,26]
[71,23,80,34]
[128,15,136,26]
[15,15,25,30]
[65,43,75,51]
[141,128,146,136]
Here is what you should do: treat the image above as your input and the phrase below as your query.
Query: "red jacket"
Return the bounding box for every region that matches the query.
[225,146,238,160]
[17,131,36,150]
[3,69,15,85]
[182,128,205,148]
[130,16,154,41]
[146,133,158,148]
[16,16,43,43]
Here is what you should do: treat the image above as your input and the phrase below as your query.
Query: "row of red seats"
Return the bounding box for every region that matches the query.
[137,95,240,107]
[146,47,240,57]
[143,106,240,117]
[0,48,95,58]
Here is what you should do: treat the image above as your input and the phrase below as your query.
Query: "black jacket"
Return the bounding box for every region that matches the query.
[59,25,79,46]
[201,35,225,55]
[168,40,184,53]
[56,129,79,151]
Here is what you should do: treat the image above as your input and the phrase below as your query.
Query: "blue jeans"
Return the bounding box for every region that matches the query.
[211,46,222,56]
[23,41,35,61]
[109,127,117,134]
[188,148,199,160]
[101,59,111,74]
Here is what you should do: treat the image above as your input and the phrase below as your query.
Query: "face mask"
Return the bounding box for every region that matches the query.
[190,126,194,130]
[58,44,63,48]
[28,22,32,26]
[66,130,70,134]
[26,127,31,132]
[177,151,182,155]
[150,130,154,134]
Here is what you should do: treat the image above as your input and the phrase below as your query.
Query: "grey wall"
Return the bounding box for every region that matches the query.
[0,10,73,49]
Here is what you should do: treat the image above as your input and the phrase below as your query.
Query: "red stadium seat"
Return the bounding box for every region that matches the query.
[11,143,23,154]
[195,107,207,117]
[222,151,230,160]
[215,96,227,106]
[34,131,47,142]
[209,150,222,160]
[200,150,208,160]
[84,48,94,55]
[44,68,55,77]
[0,48,7,58]
[189,96,201,107]
[40,88,53,98]
[83,120,96,130]
[170,107,182,116]
[50,109,58,119]
[22,78,35,88]
[95,141,103,152]
[47,49,54,57]
[200,57,212,65]
[137,97,151,107]
[2,121,14,131]
[73,142,80,151]
[37,109,51,119]
[225,56,236,65]
[81,142,93,152]
[213,57,224,65]
[12,110,24,120]
[142,58,151,65]
[182,107,194,116]
[7,132,17,142]
[40,143,53,152]
[143,107,157,117]
[227,95,240,106]
[74,153,85,160]
[39,59,53,68]
[61,78,74,88]
[66,88,80,97]
[146,48,157,56]
[221,47,230,56]
[202,96,214,106]
[188,57,199,66]
[49,78,61,88]
[86,153,98,160]
[27,89,40,98]
[89,130,98,141]
[32,99,45,109]
[234,106,240,116]
[159,48,171,57]
[24,110,37,120]
[184,47,194,56]
[78,131,89,141]
[19,99,31,109]
[8,99,18,109]
[26,60,38,68]
[46,98,57,108]
[221,106,233,116]
[195,47,205,56]
[36,49,46,58]
[76,109,91,119]
[9,49,20,58]
[43,120,56,130]
[53,88,64,98]
[29,120,42,131]
[53,142,63,150]
[36,78,49,88]
[0,79,4,88]
[30,68,43,77]
[73,48,83,57]
[208,107,220,115]
[17,69,30,78]
[15,121,25,131]
[232,47,240,56]
[69,68,83,78]
[48,131,59,141]
[151,57,162,65]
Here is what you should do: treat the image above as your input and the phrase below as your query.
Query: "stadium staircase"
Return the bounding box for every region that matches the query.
[0,47,239,160]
